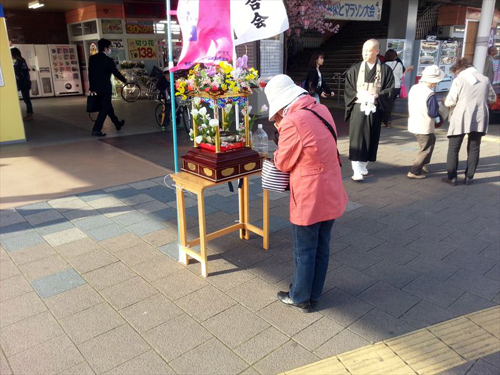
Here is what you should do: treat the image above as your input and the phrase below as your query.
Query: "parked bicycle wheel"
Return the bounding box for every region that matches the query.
[121,82,141,102]
[155,102,165,128]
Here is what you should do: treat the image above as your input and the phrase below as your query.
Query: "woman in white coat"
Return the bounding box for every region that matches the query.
[443,58,496,186]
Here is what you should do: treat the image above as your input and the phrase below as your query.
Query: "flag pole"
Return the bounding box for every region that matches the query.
[166,0,179,172]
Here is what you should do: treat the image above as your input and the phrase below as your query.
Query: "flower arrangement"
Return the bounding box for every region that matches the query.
[241,104,268,132]
[175,55,265,100]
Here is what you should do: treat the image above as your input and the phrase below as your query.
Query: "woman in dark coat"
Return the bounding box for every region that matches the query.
[305,52,334,104]
[11,47,33,121]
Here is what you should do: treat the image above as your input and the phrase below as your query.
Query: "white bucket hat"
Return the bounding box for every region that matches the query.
[264,74,307,120]
[420,65,445,83]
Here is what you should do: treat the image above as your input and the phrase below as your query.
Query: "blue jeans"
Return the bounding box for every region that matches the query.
[290,219,335,304]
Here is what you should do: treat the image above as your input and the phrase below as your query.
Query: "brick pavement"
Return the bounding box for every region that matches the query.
[0,123,499,374]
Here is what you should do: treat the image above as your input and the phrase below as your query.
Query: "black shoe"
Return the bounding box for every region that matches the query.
[464,177,473,185]
[92,131,106,137]
[116,120,125,131]
[277,291,311,312]
[310,300,319,309]
[441,177,457,186]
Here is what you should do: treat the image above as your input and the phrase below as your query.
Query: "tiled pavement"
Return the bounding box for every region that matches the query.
[1,123,499,374]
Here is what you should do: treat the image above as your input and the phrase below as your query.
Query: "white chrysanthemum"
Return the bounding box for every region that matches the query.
[199,107,207,117]
[195,135,203,144]
[209,119,219,127]
[191,109,199,118]
[193,97,202,106]
[224,103,233,113]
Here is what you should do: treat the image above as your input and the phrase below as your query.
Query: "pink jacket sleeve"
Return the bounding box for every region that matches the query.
[273,119,303,173]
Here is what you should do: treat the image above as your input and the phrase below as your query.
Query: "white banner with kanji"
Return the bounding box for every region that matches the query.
[322,0,383,21]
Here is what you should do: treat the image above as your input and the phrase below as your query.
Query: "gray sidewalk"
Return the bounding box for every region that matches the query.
[1,124,499,374]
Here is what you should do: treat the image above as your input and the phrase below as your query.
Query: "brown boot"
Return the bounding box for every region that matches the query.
[23,114,33,121]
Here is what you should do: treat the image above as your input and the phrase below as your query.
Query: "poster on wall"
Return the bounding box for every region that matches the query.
[126,20,154,34]
[417,40,440,76]
[50,45,80,81]
[101,19,123,34]
[387,39,405,58]
[323,0,382,21]
[109,40,126,66]
[128,39,157,60]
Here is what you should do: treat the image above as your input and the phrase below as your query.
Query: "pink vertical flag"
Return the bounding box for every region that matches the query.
[170,0,234,72]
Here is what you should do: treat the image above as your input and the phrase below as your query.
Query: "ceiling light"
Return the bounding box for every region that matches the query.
[28,1,44,9]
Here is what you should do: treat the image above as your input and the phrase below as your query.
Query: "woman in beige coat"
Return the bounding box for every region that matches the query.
[443,58,496,186]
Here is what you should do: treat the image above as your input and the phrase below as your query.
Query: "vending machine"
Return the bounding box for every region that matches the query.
[378,39,406,59]
[34,45,55,97]
[411,40,441,89]
[436,41,459,92]
[48,44,83,96]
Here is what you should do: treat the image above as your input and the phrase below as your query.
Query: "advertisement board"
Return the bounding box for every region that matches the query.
[323,0,383,21]
[126,20,154,34]
[101,19,123,34]
[128,39,157,60]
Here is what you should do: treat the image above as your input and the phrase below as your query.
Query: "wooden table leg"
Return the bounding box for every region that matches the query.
[243,177,250,240]
[238,179,246,239]
[176,186,189,265]
[197,191,208,277]
[263,189,269,250]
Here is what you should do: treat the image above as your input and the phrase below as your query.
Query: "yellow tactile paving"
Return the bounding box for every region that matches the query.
[282,306,500,375]
[385,329,466,375]
[428,316,500,361]
[338,343,416,375]
[467,306,500,340]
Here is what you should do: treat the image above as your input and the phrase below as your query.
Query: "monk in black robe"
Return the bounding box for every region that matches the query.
[344,39,394,181]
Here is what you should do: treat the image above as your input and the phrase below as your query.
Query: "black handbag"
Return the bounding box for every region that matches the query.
[87,93,100,121]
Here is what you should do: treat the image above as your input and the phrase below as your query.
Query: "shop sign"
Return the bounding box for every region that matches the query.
[323,0,382,21]
[101,19,123,34]
[126,20,154,34]
[110,39,124,50]
[128,39,157,59]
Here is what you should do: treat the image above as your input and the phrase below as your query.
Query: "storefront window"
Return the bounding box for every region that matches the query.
[83,21,98,35]
[70,24,83,37]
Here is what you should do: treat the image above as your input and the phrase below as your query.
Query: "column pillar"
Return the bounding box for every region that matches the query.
[473,0,495,74]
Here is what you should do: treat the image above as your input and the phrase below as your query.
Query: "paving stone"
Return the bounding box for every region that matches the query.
[404,276,464,309]
[247,256,294,284]
[233,327,289,365]
[1,230,46,252]
[176,285,237,321]
[60,302,125,344]
[87,197,125,210]
[323,265,378,296]
[59,361,96,375]
[126,219,166,236]
[74,215,115,231]
[480,243,500,262]
[486,264,500,281]
[443,249,497,275]
[44,284,104,319]
[98,203,134,218]
[314,288,374,327]
[8,335,84,375]
[130,256,181,284]
[158,242,180,261]
[18,254,70,281]
[146,207,178,222]
[332,246,381,271]
[226,277,279,312]
[292,316,344,351]
[344,217,388,235]
[100,276,158,310]
[153,268,209,300]
[33,218,75,236]
[406,237,458,260]
[0,291,47,328]
[77,190,110,203]
[105,350,174,374]
[85,224,129,242]
[121,193,155,206]
[467,359,500,375]
[109,187,142,199]
[365,260,420,289]
[358,281,421,317]
[170,337,248,375]
[0,210,26,228]
[405,254,460,281]
[310,326,368,360]
[207,235,255,254]
[222,244,272,268]
[31,268,86,298]
[201,257,255,291]
[373,226,422,246]
[0,260,20,281]
[24,209,65,226]
[333,230,387,253]
[68,249,118,274]
[446,268,500,300]
[62,207,101,222]
[347,308,416,343]
[448,292,497,316]
[482,352,500,369]
[43,227,88,247]
[99,233,145,253]
[443,234,492,254]
[203,304,269,348]
[78,324,150,374]
[400,300,458,329]
[16,202,52,216]
[0,221,35,241]
[0,274,32,302]
[8,242,56,266]
[144,313,213,362]
[254,216,292,233]
[257,300,322,337]
[368,242,420,266]
[47,196,88,212]
[54,237,102,259]
[0,311,64,356]
[83,262,137,290]
[141,228,177,247]
[185,204,220,217]
[253,340,320,374]
[0,348,12,375]
[113,243,161,267]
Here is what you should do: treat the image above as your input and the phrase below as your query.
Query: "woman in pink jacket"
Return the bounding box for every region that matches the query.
[265,75,348,312]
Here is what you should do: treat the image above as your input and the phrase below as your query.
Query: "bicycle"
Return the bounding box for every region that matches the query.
[155,95,192,134]
[121,70,159,102]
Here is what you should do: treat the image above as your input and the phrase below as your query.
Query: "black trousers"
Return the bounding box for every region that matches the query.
[447,132,483,180]
[410,133,436,175]
[92,93,120,133]
[383,88,400,124]
[20,87,33,114]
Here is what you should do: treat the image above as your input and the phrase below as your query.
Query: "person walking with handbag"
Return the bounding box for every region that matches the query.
[382,49,404,128]
[264,75,348,312]
[442,58,496,186]
[304,52,335,104]
[11,47,33,121]
[88,39,127,137]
